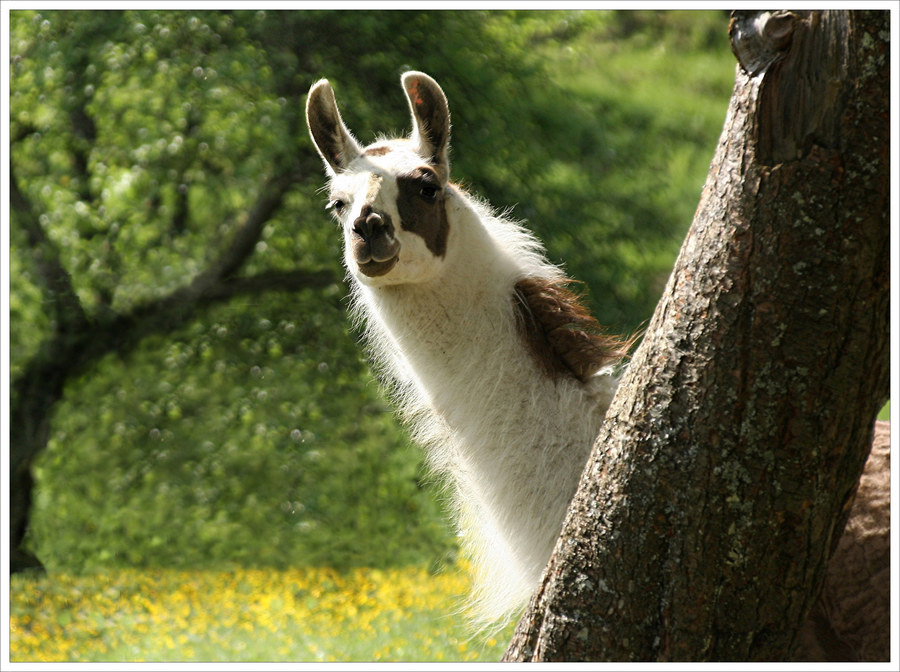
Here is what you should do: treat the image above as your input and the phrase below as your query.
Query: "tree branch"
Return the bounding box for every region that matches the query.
[99,265,340,361]
[200,268,338,302]
[11,121,39,145]
[68,98,97,204]
[10,262,338,471]
[9,161,89,332]
[194,161,306,289]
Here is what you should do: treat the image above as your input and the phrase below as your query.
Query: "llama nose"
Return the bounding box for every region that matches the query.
[353,208,393,241]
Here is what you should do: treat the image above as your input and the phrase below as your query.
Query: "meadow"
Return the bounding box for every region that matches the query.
[9,564,512,662]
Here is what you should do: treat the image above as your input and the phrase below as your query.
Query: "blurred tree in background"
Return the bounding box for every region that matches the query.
[8,10,734,574]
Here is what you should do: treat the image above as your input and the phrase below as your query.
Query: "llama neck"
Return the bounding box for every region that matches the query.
[361,193,529,414]
[352,191,617,619]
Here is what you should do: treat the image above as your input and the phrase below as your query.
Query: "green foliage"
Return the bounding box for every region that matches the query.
[10,10,736,572]
[464,10,736,325]
[31,291,456,572]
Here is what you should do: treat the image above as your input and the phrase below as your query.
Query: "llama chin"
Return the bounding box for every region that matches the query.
[307,71,631,626]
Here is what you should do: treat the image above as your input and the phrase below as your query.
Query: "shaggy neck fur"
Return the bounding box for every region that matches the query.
[350,186,620,624]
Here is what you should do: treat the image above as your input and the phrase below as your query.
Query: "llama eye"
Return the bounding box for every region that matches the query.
[327,198,346,214]
[419,185,439,203]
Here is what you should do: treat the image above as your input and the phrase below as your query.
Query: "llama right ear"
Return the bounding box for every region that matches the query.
[401,71,451,182]
[306,79,362,175]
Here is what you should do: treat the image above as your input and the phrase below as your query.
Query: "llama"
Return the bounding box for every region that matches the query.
[306,71,631,625]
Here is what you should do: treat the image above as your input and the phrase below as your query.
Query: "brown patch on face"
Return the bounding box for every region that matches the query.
[513,277,634,383]
[396,166,449,257]
[364,145,392,157]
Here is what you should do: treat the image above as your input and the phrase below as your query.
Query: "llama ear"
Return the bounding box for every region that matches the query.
[306,78,362,175]
[401,71,450,182]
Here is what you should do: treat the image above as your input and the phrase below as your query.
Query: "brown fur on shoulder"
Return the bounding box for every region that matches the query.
[513,277,633,383]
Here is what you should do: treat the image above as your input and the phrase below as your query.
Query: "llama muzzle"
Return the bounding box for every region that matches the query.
[352,207,401,276]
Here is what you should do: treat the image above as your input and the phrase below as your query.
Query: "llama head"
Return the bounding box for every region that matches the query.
[306,71,452,286]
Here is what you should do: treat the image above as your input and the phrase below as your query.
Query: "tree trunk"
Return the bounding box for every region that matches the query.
[10,337,85,573]
[504,9,889,662]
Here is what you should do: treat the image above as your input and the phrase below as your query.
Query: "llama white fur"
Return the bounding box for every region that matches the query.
[306,71,626,625]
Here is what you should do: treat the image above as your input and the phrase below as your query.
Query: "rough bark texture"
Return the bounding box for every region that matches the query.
[504,10,889,662]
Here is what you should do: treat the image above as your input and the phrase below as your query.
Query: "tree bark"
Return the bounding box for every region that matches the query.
[505,10,889,662]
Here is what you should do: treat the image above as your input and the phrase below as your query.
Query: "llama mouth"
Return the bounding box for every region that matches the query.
[357,255,399,277]
[353,235,401,277]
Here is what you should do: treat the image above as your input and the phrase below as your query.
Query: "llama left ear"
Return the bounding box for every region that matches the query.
[401,71,451,182]
[306,78,363,175]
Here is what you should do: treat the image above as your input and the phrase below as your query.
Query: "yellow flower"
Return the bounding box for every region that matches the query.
[10,563,510,662]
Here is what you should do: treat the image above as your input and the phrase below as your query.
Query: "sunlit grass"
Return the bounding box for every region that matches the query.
[10,565,513,662]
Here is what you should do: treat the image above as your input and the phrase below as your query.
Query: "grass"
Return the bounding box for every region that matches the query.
[9,564,513,663]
